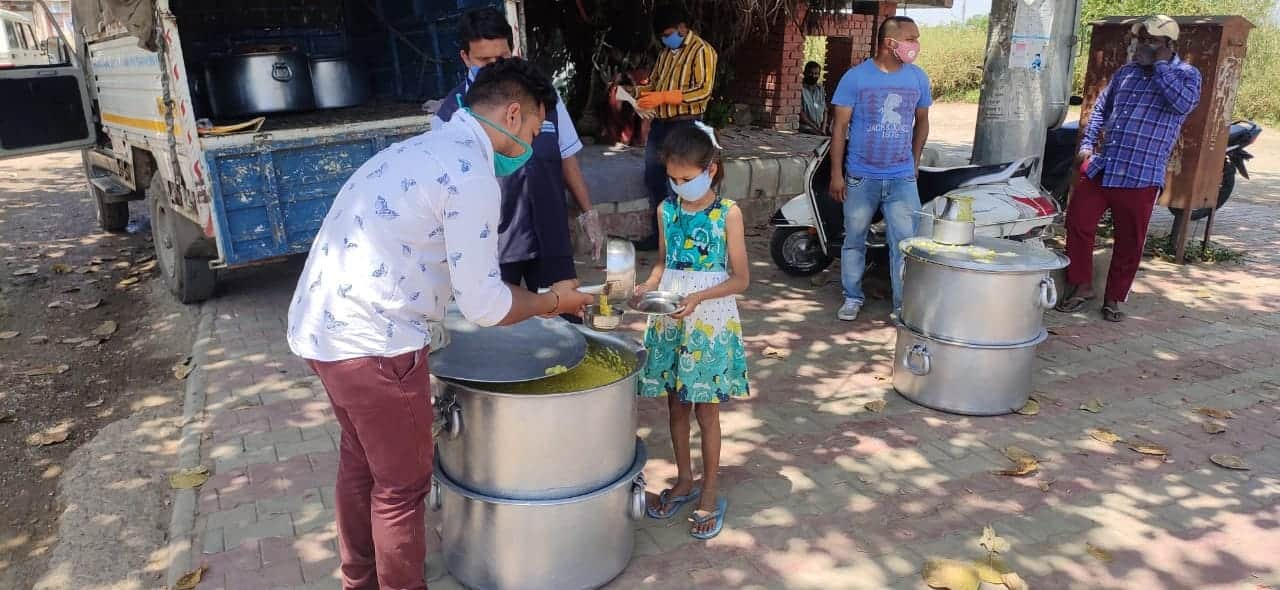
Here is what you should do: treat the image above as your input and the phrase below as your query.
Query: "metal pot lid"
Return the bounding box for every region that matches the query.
[429,305,587,383]
[899,236,1068,272]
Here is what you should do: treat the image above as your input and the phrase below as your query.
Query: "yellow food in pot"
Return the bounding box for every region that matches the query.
[484,344,632,394]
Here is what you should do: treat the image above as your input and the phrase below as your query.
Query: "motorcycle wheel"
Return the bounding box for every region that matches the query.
[770,227,833,277]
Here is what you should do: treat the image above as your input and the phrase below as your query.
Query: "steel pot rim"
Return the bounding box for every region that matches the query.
[437,329,646,398]
[904,255,1064,275]
[434,437,646,505]
[893,317,1048,349]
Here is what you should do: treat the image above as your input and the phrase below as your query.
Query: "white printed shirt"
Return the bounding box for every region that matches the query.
[286,110,513,362]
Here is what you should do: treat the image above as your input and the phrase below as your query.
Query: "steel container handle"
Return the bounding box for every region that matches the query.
[628,473,647,521]
[904,343,931,376]
[431,398,463,439]
[428,478,441,511]
[271,62,293,82]
[448,406,463,438]
[1039,277,1058,309]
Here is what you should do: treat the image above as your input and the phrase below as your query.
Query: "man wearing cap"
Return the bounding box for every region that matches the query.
[1057,15,1201,322]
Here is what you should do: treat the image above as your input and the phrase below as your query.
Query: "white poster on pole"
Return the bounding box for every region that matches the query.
[1010,0,1051,72]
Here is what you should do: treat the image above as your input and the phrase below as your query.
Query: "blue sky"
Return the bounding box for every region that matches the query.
[898,0,993,25]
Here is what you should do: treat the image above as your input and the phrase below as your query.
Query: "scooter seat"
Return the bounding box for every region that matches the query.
[1228,121,1259,148]
[917,162,1015,202]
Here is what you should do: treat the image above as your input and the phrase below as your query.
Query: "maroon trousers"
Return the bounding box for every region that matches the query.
[1064,166,1160,303]
[308,348,433,590]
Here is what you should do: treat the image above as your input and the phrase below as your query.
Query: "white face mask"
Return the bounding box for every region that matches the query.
[669,169,712,201]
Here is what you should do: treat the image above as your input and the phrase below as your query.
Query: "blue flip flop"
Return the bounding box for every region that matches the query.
[646,487,701,519]
[689,496,728,540]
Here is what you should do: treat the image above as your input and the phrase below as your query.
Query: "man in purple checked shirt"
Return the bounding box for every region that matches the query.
[1057,15,1202,323]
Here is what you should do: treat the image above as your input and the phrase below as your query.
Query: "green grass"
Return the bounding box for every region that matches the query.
[914,15,1280,125]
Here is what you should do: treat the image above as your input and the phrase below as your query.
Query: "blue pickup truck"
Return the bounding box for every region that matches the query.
[0,0,512,302]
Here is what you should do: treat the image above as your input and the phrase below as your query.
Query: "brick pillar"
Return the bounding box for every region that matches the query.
[726,16,802,130]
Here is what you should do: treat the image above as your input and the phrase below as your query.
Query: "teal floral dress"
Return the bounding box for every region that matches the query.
[640,198,749,403]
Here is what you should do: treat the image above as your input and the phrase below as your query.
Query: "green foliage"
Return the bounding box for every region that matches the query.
[915,23,988,102]
[912,0,1280,124]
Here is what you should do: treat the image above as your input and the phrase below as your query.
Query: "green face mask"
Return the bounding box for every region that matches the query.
[464,104,534,177]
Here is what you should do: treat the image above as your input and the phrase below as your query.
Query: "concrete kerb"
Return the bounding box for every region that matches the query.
[165,304,216,590]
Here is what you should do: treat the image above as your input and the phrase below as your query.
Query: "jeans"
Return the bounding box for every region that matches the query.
[840,176,921,311]
[643,118,698,235]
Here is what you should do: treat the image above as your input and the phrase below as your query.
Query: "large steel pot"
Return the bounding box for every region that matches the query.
[892,320,1046,416]
[900,236,1067,345]
[434,328,643,500]
[204,45,315,118]
[430,439,646,590]
[310,56,370,109]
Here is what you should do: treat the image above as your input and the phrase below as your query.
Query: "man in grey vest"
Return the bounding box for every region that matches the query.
[431,7,602,293]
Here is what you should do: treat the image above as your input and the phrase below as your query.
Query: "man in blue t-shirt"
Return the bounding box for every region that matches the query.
[829,15,932,320]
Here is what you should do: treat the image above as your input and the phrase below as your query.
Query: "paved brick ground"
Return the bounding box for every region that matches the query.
[168,194,1280,590]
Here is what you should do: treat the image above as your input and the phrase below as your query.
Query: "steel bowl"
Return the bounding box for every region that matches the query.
[628,291,686,315]
[583,304,624,331]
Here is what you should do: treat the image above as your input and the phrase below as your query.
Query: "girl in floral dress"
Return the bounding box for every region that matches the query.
[636,124,749,540]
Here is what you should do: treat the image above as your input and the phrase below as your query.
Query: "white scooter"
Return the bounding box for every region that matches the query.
[769,140,1061,276]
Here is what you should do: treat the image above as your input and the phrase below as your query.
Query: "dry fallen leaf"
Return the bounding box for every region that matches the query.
[1038,481,1053,492]
[59,286,81,293]
[84,398,105,409]
[1001,572,1029,590]
[26,429,70,447]
[1202,421,1227,434]
[12,267,38,277]
[1015,398,1040,416]
[0,411,16,424]
[996,447,1040,477]
[90,255,117,264]
[77,339,103,349]
[1086,543,1113,563]
[978,525,1011,555]
[1195,407,1234,420]
[1210,454,1249,470]
[1129,440,1169,456]
[0,331,20,340]
[972,559,1012,584]
[922,558,981,590]
[78,299,104,311]
[92,320,118,337]
[60,336,89,345]
[1088,428,1123,445]
[864,400,887,413]
[762,346,790,359]
[47,300,72,309]
[51,263,72,274]
[19,365,70,377]
[117,277,140,287]
[173,356,196,380]
[1079,398,1105,413]
[169,465,211,489]
[174,564,207,590]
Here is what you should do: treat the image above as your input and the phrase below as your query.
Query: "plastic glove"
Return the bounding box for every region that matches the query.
[578,209,605,262]
[637,90,683,110]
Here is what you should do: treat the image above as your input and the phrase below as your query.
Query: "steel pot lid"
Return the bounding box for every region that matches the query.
[429,304,587,383]
[899,236,1068,272]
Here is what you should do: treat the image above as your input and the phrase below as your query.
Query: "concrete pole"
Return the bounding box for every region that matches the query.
[972,0,1080,184]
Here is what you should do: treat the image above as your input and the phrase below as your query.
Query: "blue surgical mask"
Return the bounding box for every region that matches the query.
[467,64,481,82]
[459,97,533,177]
[662,31,685,50]
[669,169,712,201]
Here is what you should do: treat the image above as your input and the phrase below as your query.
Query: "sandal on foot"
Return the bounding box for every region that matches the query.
[1055,293,1095,313]
[1101,304,1126,322]
[646,487,701,520]
[689,496,728,540]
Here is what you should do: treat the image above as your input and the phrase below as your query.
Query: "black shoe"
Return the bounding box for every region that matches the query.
[633,235,660,251]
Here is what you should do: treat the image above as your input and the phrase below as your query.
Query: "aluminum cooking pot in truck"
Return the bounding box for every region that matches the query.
[1,0,520,303]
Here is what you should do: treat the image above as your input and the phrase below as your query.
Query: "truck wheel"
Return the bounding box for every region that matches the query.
[148,177,217,304]
[770,227,833,276]
[92,186,130,233]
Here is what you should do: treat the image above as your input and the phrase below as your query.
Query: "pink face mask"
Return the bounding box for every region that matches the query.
[891,40,921,64]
